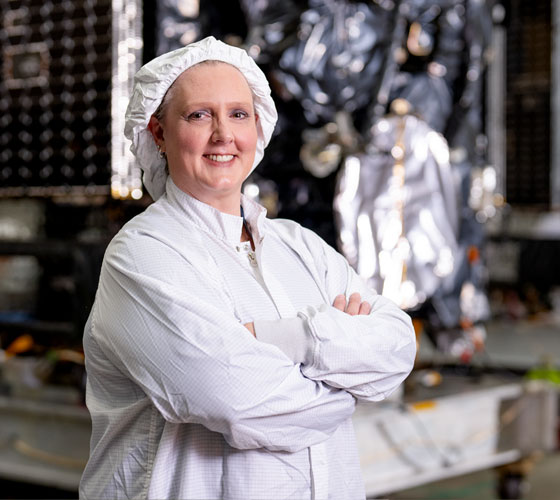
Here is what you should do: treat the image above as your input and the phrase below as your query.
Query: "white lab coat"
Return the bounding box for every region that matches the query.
[80,177,416,500]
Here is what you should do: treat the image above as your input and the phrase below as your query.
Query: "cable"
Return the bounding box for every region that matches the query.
[13,438,87,469]
[398,402,460,468]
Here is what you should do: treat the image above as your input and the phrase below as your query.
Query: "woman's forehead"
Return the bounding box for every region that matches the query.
[175,61,252,97]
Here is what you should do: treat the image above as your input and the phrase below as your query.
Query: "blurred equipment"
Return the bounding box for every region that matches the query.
[263,0,395,124]
[0,0,142,199]
[154,0,247,55]
[354,376,558,499]
[299,111,359,178]
[334,101,460,311]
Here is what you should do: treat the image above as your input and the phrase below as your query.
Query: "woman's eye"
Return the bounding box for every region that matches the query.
[232,110,249,119]
[187,111,209,120]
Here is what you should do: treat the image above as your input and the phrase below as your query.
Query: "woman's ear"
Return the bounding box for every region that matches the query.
[148,115,165,146]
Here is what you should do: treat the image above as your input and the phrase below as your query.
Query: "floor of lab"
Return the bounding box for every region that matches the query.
[388,449,560,499]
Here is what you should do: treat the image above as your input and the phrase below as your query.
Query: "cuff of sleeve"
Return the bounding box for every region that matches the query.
[253,317,312,365]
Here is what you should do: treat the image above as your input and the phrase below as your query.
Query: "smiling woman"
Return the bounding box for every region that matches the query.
[147,62,259,215]
[79,36,416,500]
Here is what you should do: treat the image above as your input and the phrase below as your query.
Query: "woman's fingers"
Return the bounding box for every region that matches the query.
[243,322,256,337]
[345,293,361,315]
[332,293,371,316]
[333,294,346,311]
[358,300,371,316]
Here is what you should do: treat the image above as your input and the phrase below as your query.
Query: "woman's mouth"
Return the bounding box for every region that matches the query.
[205,154,234,162]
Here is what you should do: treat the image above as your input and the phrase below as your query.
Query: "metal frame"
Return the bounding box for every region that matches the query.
[110,0,143,200]
[552,0,560,208]
[487,7,507,201]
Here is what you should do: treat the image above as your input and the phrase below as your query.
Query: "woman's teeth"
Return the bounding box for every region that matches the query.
[206,154,234,162]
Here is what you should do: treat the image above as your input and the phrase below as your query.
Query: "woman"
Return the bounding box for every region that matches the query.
[80,37,416,500]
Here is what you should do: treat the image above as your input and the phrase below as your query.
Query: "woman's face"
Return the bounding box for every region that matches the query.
[150,62,258,213]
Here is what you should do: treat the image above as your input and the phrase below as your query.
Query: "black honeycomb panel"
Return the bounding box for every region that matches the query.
[0,0,113,192]
[505,0,551,207]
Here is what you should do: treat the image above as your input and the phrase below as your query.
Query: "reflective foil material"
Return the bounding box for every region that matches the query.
[334,112,459,310]
[240,0,396,125]
[274,0,394,123]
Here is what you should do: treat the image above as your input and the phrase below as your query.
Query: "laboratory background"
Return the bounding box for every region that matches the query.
[0,0,559,498]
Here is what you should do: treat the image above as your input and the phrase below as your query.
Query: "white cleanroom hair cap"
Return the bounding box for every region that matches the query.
[124,36,278,200]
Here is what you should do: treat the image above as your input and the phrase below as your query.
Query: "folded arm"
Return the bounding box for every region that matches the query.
[253,225,417,401]
[90,236,356,453]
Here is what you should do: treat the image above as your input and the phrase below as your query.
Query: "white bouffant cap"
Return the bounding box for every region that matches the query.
[124,36,278,200]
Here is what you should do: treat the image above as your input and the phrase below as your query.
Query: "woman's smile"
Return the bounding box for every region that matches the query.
[204,154,235,163]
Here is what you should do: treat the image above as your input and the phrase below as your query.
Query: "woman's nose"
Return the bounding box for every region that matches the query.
[211,118,233,143]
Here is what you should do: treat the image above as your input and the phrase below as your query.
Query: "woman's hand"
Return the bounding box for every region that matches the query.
[244,293,370,337]
[244,322,256,337]
[332,293,371,316]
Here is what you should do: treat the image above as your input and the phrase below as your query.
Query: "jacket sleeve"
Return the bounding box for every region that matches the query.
[89,233,356,453]
[254,224,416,402]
